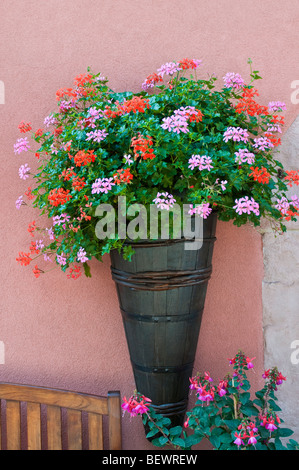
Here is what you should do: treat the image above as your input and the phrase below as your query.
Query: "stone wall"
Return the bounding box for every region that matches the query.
[262,115,299,440]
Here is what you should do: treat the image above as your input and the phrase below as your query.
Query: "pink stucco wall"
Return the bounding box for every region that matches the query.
[1,0,298,450]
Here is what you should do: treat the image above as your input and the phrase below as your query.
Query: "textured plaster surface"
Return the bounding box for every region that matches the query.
[262,116,299,440]
[0,0,298,449]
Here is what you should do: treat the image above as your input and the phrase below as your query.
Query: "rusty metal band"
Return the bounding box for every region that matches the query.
[111,266,213,291]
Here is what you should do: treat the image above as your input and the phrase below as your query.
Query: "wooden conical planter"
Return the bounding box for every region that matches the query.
[110,212,217,431]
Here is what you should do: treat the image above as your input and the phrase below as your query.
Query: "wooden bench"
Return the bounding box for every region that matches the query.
[0,383,122,450]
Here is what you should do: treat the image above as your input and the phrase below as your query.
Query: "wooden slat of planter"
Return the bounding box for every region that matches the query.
[6,400,21,450]
[27,402,41,450]
[88,413,103,450]
[47,405,62,450]
[67,409,82,450]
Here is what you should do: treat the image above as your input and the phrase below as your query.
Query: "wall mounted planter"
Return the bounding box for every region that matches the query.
[110,212,217,433]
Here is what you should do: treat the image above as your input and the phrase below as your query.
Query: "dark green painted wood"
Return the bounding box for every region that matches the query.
[110,212,217,429]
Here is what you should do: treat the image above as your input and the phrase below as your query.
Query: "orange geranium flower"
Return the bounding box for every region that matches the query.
[48,188,72,206]
[72,176,86,192]
[104,96,150,118]
[18,121,32,133]
[59,167,76,181]
[249,166,271,184]
[69,149,96,167]
[235,88,269,117]
[284,170,299,187]
[131,135,156,160]
[114,168,133,185]
[16,252,32,266]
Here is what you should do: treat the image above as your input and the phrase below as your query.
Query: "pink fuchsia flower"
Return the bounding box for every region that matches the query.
[265,417,278,433]
[121,394,151,417]
[268,101,287,112]
[218,387,227,397]
[260,414,280,435]
[91,177,115,194]
[252,136,274,152]
[15,195,24,209]
[234,148,255,165]
[18,163,31,180]
[77,247,89,263]
[188,203,212,219]
[246,421,258,434]
[189,376,200,391]
[196,385,215,403]
[276,372,286,385]
[183,417,190,428]
[188,154,213,171]
[246,356,256,369]
[233,432,245,448]
[14,137,30,155]
[247,430,258,446]
[233,196,260,216]
[204,372,213,382]
[223,126,249,143]
[223,72,245,89]
[217,380,228,397]
[153,192,176,210]
[86,129,108,143]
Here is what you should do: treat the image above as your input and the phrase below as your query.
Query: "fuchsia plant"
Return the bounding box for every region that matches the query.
[122,351,299,450]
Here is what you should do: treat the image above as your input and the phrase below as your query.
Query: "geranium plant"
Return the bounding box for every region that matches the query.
[122,351,299,450]
[14,58,299,278]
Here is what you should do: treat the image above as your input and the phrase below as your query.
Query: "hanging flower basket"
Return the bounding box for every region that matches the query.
[110,210,217,427]
[14,58,299,432]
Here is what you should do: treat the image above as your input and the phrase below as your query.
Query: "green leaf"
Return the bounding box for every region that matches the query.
[83,262,92,277]
[223,419,240,430]
[240,404,259,417]
[169,426,183,436]
[171,437,186,448]
[183,433,203,448]
[277,427,294,438]
[219,432,233,444]
[146,429,159,438]
[239,392,250,405]
[274,438,287,450]
[210,435,221,449]
[158,436,169,446]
